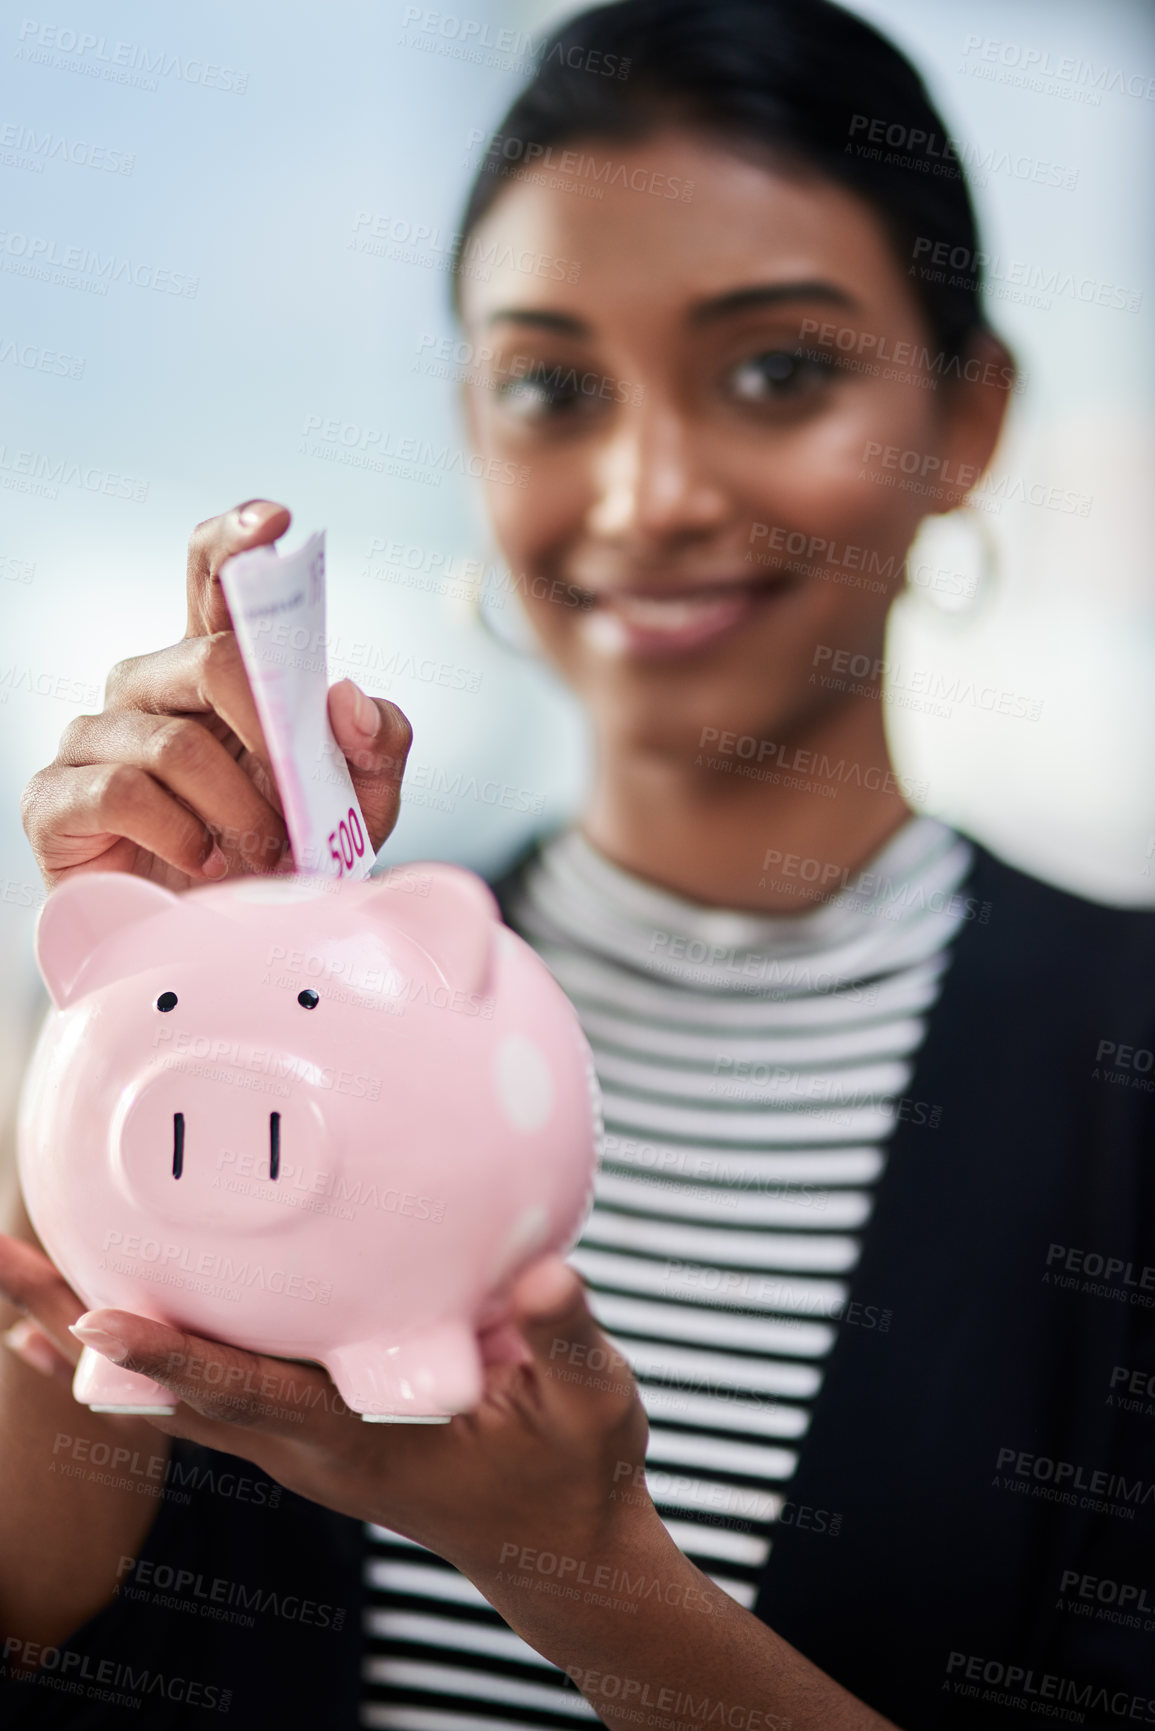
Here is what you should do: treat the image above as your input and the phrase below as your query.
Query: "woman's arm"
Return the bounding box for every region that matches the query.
[479,1510,892,1731]
[5,494,412,1658]
[31,1252,898,1729]
[0,1189,172,1654]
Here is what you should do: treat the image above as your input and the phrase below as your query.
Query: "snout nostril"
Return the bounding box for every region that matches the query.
[269,1112,281,1182]
[172,1112,184,1180]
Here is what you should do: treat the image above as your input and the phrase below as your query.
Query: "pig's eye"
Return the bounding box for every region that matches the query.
[298,989,319,1010]
[156,992,178,1013]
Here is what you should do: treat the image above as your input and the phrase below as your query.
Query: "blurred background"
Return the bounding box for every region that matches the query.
[2,0,1153,1126]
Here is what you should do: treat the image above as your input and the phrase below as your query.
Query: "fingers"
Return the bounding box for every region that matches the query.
[104,632,269,766]
[516,1260,640,1419]
[68,1309,348,1440]
[512,1255,593,1334]
[0,1233,86,1365]
[24,761,235,884]
[186,500,291,637]
[3,1319,74,1383]
[512,1256,635,1404]
[477,1319,533,1369]
[328,681,413,853]
[55,710,286,875]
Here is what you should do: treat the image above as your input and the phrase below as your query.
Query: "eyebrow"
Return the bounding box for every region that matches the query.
[688,281,860,324]
[484,280,859,336]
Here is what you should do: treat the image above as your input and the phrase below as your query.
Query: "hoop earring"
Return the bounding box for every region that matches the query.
[470,559,543,658]
[904,503,1000,622]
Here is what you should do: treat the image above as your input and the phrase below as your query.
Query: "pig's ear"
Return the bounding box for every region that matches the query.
[37,873,179,1008]
[366,864,498,995]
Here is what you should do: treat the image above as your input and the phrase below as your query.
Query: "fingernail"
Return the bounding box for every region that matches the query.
[236,500,277,529]
[4,1320,60,1376]
[69,1319,129,1363]
[201,842,228,880]
[352,685,380,737]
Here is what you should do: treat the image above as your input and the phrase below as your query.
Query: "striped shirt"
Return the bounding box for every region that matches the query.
[362,814,974,1728]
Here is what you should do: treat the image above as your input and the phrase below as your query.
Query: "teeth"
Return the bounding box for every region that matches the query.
[606,592,744,631]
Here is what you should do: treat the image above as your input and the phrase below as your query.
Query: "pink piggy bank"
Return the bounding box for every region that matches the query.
[18,864,601,1422]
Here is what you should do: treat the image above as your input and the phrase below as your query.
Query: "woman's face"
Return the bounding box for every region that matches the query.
[459,129,1007,757]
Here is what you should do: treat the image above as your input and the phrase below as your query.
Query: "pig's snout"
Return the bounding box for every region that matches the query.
[169,1114,282,1184]
[112,1070,328,1232]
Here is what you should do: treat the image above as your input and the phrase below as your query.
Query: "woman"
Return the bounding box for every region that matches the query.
[3,1,1153,1726]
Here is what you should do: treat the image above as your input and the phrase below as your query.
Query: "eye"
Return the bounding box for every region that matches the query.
[494,363,595,423]
[156,992,178,1013]
[727,349,838,403]
[298,989,319,1009]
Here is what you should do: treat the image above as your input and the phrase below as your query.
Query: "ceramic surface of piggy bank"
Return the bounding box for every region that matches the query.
[18,865,601,1421]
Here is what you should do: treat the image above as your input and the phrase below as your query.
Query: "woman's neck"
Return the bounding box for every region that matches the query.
[580,700,913,914]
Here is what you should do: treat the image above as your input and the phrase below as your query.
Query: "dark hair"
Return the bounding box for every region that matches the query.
[451,0,987,360]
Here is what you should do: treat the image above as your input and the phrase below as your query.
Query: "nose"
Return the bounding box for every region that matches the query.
[586,394,732,549]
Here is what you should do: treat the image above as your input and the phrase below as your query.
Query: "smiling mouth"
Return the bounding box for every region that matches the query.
[575,571,796,655]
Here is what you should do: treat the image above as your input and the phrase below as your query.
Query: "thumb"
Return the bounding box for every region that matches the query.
[327,680,414,853]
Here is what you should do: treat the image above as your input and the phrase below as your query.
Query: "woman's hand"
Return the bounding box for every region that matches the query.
[2,1234,651,1583]
[20,500,413,889]
[0,1232,896,1729]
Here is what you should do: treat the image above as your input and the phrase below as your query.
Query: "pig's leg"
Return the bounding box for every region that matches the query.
[73,1345,177,1415]
[326,1323,483,1423]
